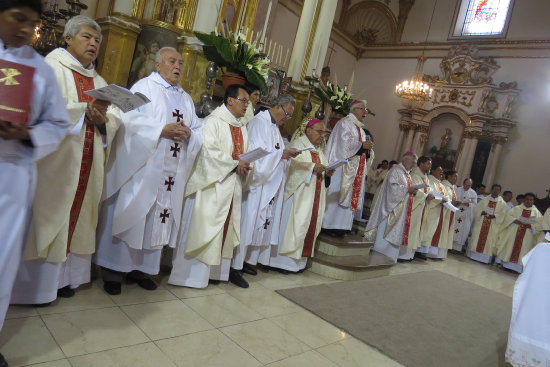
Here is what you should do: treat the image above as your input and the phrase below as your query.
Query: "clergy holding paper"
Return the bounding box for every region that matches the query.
[364,152,418,262]
[169,84,251,289]
[11,15,121,306]
[94,47,202,295]
[322,100,375,236]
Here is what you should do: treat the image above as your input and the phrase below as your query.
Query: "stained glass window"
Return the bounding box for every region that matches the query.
[461,0,512,36]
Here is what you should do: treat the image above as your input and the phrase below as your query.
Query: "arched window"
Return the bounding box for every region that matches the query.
[450,0,514,39]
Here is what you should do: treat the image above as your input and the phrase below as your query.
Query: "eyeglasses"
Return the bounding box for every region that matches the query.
[280,104,293,118]
[234,97,249,105]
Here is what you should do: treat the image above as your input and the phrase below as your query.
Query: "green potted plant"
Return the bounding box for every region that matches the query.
[195,30,270,95]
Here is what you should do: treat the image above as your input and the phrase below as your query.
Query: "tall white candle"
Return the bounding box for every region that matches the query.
[260,1,272,44]
[267,39,272,59]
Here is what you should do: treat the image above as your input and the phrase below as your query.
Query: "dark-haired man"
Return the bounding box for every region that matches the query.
[0,0,71,364]
[169,84,251,288]
[441,170,459,252]
[502,190,514,211]
[466,184,507,264]
[408,156,435,252]
[496,193,542,272]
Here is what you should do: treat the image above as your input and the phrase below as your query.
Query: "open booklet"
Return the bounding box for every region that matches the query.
[296,145,315,153]
[546,232,550,241]
[85,84,151,112]
[239,147,270,163]
[411,183,429,190]
[428,190,444,200]
[518,216,537,225]
[326,159,348,170]
[443,201,459,212]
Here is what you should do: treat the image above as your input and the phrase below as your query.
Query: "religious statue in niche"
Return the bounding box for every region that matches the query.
[154,0,186,25]
[354,27,379,45]
[426,119,463,170]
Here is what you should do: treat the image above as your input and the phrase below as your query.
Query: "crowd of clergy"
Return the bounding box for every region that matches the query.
[1,2,549,366]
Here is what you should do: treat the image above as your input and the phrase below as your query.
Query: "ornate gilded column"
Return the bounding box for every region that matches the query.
[112,0,133,16]
[241,0,260,40]
[96,15,141,86]
[177,36,211,102]
[483,136,507,189]
[287,0,321,82]
[193,0,223,33]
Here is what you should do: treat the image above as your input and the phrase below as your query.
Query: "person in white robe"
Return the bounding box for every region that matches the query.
[269,118,334,272]
[364,152,418,262]
[452,178,477,252]
[475,184,486,203]
[322,100,374,236]
[503,190,515,212]
[11,16,120,306]
[0,1,71,365]
[94,47,202,295]
[408,157,435,254]
[534,209,549,243]
[417,166,450,259]
[169,84,251,288]
[441,170,459,253]
[506,243,550,367]
[496,193,542,273]
[232,94,297,277]
[466,184,507,264]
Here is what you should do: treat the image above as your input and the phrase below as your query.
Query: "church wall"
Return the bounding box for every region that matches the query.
[323,41,357,89]
[269,1,300,64]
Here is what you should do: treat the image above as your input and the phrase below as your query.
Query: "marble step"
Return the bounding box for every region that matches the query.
[310,250,395,281]
[352,219,368,233]
[316,233,373,257]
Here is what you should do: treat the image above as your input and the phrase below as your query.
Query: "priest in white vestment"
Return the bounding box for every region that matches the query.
[417,166,450,259]
[496,193,542,273]
[11,16,120,306]
[0,2,71,364]
[322,100,374,236]
[169,84,251,288]
[95,48,202,295]
[441,170,459,252]
[466,184,507,264]
[503,191,515,212]
[506,243,550,366]
[269,119,334,272]
[364,152,418,262]
[452,178,477,252]
[534,209,550,242]
[232,94,297,277]
[408,157,435,252]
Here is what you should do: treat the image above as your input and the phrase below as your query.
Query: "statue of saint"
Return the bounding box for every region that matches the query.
[439,128,452,153]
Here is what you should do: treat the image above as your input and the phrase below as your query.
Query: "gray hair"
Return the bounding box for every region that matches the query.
[273,93,296,108]
[155,47,178,62]
[63,15,102,43]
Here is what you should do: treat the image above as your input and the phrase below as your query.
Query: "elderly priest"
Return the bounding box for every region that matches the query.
[364,152,418,262]
[95,47,202,295]
[0,0,71,365]
[169,84,251,288]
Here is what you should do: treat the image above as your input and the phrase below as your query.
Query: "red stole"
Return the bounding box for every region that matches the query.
[448,186,457,230]
[509,209,532,263]
[222,125,245,248]
[419,176,429,231]
[402,172,414,246]
[475,200,497,253]
[302,151,323,257]
[350,125,366,211]
[67,70,95,253]
[431,183,446,247]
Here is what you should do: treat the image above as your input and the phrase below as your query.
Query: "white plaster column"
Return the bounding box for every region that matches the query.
[483,138,505,189]
[113,0,133,16]
[402,127,416,155]
[411,126,428,155]
[392,127,405,160]
[307,0,338,77]
[193,0,224,33]
[455,138,471,180]
[461,136,478,180]
[288,0,319,81]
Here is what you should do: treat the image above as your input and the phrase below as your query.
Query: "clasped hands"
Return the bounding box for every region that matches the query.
[161,122,191,142]
[0,120,30,140]
[237,160,251,176]
[85,99,110,127]
[362,140,373,150]
[513,219,531,228]
[481,211,496,219]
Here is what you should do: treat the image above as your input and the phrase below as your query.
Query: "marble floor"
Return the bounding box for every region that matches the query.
[0,254,518,367]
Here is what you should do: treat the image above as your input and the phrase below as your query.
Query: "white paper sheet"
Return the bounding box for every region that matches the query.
[444,201,459,212]
[429,190,444,200]
[545,232,550,241]
[326,159,348,170]
[296,145,315,153]
[411,183,429,190]
[85,84,150,112]
[485,207,495,215]
[518,216,537,225]
[239,147,270,163]
[68,112,85,136]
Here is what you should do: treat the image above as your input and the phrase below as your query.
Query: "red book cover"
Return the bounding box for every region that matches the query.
[0,58,35,125]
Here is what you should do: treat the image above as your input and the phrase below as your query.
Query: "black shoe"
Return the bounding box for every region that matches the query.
[32,302,51,308]
[0,352,8,367]
[103,281,122,295]
[268,266,290,275]
[126,271,158,291]
[321,228,344,238]
[229,269,249,288]
[414,252,427,260]
[208,279,220,285]
[242,263,257,276]
[57,285,75,298]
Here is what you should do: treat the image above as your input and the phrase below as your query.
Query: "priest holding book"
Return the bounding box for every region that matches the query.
[10,15,121,306]
[0,0,71,365]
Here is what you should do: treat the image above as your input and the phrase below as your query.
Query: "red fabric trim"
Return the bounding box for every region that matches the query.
[430,183,445,247]
[229,125,244,160]
[302,151,323,257]
[475,200,497,253]
[509,209,532,263]
[350,153,366,211]
[67,71,95,253]
[448,187,457,230]
[402,173,414,246]
[221,200,234,250]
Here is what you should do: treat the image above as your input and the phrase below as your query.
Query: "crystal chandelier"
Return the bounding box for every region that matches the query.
[395,56,433,109]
